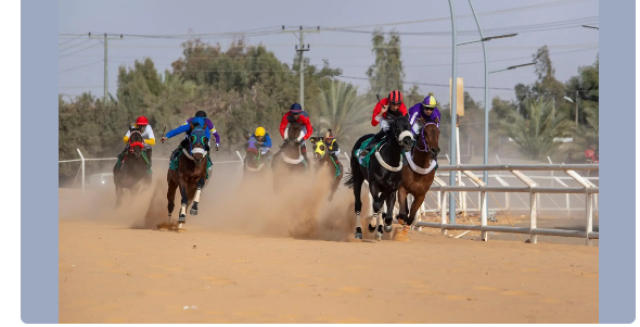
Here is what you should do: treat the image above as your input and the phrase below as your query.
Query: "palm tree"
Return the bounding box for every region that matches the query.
[316,79,376,147]
[499,99,575,159]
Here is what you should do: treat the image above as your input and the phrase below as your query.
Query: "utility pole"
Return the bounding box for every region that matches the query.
[88,32,123,103]
[575,90,579,127]
[282,26,319,109]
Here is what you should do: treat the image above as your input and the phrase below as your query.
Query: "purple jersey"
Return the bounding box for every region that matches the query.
[408,103,441,132]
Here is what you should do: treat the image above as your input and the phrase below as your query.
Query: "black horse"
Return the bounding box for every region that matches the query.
[344,115,413,240]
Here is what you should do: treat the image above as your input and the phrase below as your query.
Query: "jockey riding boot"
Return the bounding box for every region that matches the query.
[205,144,212,165]
[145,148,153,174]
[301,143,309,163]
[170,147,181,162]
[360,130,385,156]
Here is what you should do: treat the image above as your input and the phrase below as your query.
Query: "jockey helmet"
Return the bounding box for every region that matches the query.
[290,103,303,113]
[195,110,207,118]
[388,90,403,105]
[136,116,149,126]
[255,127,266,137]
[422,92,437,109]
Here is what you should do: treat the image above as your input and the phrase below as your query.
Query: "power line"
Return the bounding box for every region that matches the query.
[322,0,594,30]
[321,16,599,37]
[334,75,516,90]
[58,35,83,46]
[59,60,103,74]
[59,38,92,52]
[59,42,101,58]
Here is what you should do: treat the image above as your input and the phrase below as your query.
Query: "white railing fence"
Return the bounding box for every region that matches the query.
[59,149,244,194]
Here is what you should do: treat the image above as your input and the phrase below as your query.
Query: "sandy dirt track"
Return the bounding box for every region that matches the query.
[59,164,598,323]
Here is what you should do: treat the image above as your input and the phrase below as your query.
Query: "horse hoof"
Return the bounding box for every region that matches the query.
[375,225,384,240]
[190,208,198,215]
[355,227,363,240]
[368,224,376,233]
[384,224,393,233]
[178,216,186,224]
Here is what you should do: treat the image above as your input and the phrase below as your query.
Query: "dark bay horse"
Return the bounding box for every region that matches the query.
[397,121,440,235]
[344,115,413,240]
[271,122,307,191]
[163,127,210,229]
[309,137,343,202]
[113,127,151,207]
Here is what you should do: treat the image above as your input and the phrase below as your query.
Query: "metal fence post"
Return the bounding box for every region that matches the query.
[76,149,85,195]
[585,191,593,246]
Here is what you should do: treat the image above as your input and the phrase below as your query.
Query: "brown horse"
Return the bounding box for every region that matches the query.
[397,120,440,231]
[113,127,151,208]
[163,126,210,229]
[271,122,308,191]
[309,136,343,201]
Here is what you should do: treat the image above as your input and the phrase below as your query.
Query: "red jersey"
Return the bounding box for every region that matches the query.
[371,98,408,126]
[279,111,313,140]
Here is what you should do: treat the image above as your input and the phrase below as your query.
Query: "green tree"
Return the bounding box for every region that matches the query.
[366,29,405,96]
[315,79,376,147]
[499,99,574,159]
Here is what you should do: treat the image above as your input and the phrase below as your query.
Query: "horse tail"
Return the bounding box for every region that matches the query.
[343,172,355,189]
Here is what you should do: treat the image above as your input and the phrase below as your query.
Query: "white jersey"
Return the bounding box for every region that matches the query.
[126,125,155,150]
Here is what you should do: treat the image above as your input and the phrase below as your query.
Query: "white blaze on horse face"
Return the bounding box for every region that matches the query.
[192,148,207,156]
[398,130,413,144]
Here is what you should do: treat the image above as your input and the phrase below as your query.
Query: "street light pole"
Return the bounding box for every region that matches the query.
[448,0,459,225]
[467,0,489,233]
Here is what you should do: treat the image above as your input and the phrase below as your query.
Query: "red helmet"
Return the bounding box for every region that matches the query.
[136,116,149,126]
[388,90,403,104]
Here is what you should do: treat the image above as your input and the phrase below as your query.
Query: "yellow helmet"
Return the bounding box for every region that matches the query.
[255,127,266,137]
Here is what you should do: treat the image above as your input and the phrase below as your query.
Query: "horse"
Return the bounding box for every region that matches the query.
[397,121,440,234]
[112,127,151,208]
[309,136,343,201]
[163,126,210,229]
[271,122,308,191]
[343,114,413,240]
[242,135,269,180]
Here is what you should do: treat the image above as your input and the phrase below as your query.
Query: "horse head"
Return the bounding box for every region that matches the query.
[128,127,144,158]
[281,122,303,159]
[419,119,441,159]
[387,114,414,153]
[188,126,208,166]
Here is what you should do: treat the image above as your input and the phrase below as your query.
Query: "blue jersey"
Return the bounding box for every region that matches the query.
[166,117,211,140]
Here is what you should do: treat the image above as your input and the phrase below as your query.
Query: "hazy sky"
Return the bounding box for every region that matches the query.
[58,0,599,106]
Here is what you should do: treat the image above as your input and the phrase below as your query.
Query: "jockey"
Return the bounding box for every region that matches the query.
[360,90,408,156]
[186,110,220,151]
[119,116,155,170]
[252,126,273,156]
[279,103,313,163]
[161,116,212,165]
[322,129,341,163]
[408,92,441,136]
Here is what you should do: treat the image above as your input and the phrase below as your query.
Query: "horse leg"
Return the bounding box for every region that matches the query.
[407,193,426,227]
[167,176,178,220]
[352,171,364,240]
[190,177,205,215]
[368,183,384,241]
[115,184,123,208]
[383,191,397,233]
[177,180,189,225]
[397,186,409,226]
